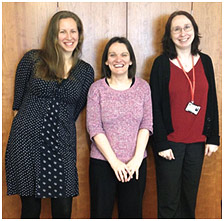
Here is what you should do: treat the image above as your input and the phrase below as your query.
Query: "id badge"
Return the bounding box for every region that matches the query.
[185,102,201,115]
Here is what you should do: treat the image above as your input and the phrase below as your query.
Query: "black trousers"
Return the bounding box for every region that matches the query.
[20,196,73,219]
[154,141,205,219]
[89,158,147,219]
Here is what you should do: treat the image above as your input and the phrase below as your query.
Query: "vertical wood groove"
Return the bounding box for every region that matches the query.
[126,2,128,38]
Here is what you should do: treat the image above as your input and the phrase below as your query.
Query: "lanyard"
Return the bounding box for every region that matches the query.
[176,56,195,103]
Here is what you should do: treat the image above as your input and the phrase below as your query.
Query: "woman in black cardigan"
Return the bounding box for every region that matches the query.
[150,10,219,219]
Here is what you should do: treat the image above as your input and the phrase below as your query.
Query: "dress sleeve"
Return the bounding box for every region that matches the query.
[12,50,35,110]
[139,83,153,135]
[73,64,94,121]
[86,83,106,141]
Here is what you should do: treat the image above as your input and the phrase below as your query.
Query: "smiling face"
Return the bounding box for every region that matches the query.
[57,18,79,54]
[170,15,195,51]
[105,42,132,77]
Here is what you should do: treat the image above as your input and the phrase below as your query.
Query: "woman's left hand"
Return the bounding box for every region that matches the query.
[205,144,219,157]
[126,156,143,181]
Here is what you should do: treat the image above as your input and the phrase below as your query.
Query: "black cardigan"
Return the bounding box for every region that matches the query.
[150,52,220,153]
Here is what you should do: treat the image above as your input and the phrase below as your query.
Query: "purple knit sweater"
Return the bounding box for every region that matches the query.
[86,77,153,163]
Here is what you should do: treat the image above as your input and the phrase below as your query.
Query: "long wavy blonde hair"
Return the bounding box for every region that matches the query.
[35,11,84,81]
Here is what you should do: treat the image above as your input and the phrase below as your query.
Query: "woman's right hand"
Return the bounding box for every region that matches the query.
[110,158,131,183]
[158,148,175,160]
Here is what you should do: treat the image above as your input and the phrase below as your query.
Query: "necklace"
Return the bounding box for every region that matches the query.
[177,56,192,72]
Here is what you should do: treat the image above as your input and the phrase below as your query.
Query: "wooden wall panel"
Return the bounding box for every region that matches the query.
[56,2,126,218]
[2,3,58,219]
[58,2,127,80]
[127,2,192,80]
[2,2,126,219]
[128,3,192,218]
[2,2,222,219]
[127,2,222,219]
[192,2,222,219]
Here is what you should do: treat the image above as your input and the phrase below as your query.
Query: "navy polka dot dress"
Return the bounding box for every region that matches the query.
[5,50,94,198]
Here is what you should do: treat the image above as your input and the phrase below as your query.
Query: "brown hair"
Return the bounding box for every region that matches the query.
[35,11,84,81]
[101,37,136,79]
[162,10,201,59]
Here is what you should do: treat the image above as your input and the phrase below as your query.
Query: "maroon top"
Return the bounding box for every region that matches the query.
[167,58,209,143]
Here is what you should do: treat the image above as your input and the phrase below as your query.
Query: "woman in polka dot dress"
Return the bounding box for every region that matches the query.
[5,11,94,218]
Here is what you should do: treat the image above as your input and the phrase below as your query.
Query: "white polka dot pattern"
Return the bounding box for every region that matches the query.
[37,98,66,198]
[5,50,94,198]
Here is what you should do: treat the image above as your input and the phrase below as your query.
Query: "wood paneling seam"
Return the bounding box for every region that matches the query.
[126,2,128,38]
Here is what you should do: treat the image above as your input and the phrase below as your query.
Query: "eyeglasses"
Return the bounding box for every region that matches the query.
[171,24,193,34]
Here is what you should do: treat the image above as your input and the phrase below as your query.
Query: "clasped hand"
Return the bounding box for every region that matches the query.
[110,157,142,183]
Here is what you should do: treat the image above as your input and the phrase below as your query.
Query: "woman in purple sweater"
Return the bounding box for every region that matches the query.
[86,37,153,218]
